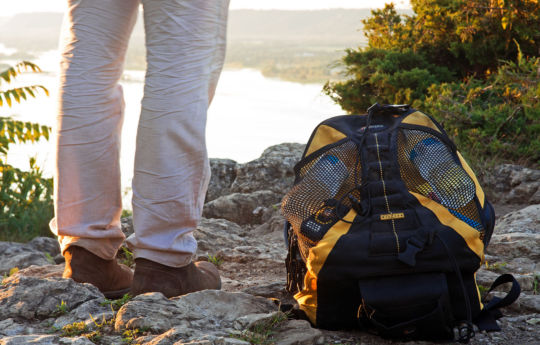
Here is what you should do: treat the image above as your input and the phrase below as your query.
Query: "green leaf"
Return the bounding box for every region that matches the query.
[5,93,12,107]
[25,87,35,98]
[501,16,509,30]
[41,126,50,140]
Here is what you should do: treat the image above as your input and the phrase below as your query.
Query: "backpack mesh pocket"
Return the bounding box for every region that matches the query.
[282,140,360,260]
[397,128,484,236]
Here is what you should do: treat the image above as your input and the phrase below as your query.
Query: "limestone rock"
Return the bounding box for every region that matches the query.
[12,264,64,279]
[496,292,540,314]
[488,233,540,261]
[252,205,286,236]
[242,282,287,299]
[272,320,325,345]
[115,290,277,342]
[0,241,53,275]
[206,158,238,202]
[0,335,94,345]
[480,164,540,204]
[0,319,27,337]
[194,218,248,256]
[476,268,535,292]
[487,205,540,260]
[121,216,134,237]
[203,190,282,225]
[492,204,539,235]
[233,311,285,331]
[0,274,104,320]
[231,143,304,195]
[26,237,60,257]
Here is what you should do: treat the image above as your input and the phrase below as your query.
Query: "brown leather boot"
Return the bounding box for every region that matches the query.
[63,246,133,299]
[131,258,221,298]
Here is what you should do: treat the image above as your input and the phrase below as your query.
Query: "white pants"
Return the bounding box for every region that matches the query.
[50,0,229,267]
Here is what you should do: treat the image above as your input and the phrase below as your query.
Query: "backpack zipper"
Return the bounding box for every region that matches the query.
[374,133,400,254]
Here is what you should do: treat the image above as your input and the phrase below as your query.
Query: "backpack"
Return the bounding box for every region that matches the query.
[282,104,520,343]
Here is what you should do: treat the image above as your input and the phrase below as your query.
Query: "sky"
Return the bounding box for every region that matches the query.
[1,0,411,17]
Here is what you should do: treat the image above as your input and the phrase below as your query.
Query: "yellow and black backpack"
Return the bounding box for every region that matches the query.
[282,104,520,342]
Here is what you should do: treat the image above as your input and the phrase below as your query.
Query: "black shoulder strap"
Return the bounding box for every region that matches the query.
[475,274,521,332]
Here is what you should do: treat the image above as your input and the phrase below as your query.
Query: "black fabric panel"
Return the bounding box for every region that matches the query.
[446,271,483,321]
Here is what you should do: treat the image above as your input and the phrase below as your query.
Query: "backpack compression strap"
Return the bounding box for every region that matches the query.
[475,274,521,332]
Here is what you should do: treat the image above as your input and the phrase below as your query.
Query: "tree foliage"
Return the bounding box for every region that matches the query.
[0,61,53,241]
[324,0,540,168]
[422,56,540,167]
[323,48,454,113]
[362,0,540,76]
[0,61,49,108]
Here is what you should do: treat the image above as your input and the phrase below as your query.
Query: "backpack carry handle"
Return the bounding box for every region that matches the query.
[367,103,410,117]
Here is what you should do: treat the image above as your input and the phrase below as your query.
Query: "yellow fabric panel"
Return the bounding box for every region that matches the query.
[401,111,442,133]
[474,272,484,309]
[410,192,484,260]
[305,124,347,157]
[294,209,357,324]
[457,151,485,207]
[294,270,319,324]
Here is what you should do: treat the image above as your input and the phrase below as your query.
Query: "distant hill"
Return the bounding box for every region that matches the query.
[227,9,369,44]
[0,12,63,53]
[0,9,410,82]
[0,9,375,52]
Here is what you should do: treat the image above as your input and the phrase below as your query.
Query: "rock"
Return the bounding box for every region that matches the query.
[272,320,325,345]
[503,257,539,275]
[26,237,61,257]
[476,268,535,292]
[496,292,540,314]
[115,290,277,342]
[252,213,286,237]
[0,242,52,275]
[242,282,294,305]
[0,274,104,320]
[231,143,304,196]
[492,205,539,235]
[52,299,112,329]
[0,319,27,337]
[121,216,134,237]
[0,335,94,345]
[203,191,283,225]
[12,264,64,279]
[194,218,248,257]
[242,282,287,299]
[480,164,540,204]
[233,311,285,331]
[488,233,540,261]
[206,159,238,202]
[487,205,540,260]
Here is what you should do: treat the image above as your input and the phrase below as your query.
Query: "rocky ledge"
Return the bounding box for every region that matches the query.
[1,144,539,345]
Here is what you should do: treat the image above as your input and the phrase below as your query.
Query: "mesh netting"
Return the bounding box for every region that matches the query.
[397,129,484,236]
[282,140,360,260]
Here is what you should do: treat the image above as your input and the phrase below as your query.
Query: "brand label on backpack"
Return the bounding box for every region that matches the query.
[380,212,405,221]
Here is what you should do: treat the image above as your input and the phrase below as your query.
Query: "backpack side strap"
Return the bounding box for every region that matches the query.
[474,274,521,332]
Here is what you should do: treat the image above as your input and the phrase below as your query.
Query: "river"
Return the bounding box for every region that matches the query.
[1,50,344,204]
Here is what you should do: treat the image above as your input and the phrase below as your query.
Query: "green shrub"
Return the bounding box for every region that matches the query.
[323,48,455,114]
[421,56,540,169]
[362,1,540,78]
[0,61,53,242]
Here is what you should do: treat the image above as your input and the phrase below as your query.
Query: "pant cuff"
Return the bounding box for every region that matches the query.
[59,236,124,260]
[131,247,193,268]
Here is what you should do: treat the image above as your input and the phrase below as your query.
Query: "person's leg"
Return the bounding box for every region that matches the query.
[128,0,229,296]
[51,0,140,297]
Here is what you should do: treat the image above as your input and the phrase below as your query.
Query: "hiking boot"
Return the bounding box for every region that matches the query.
[63,245,133,299]
[131,258,221,298]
